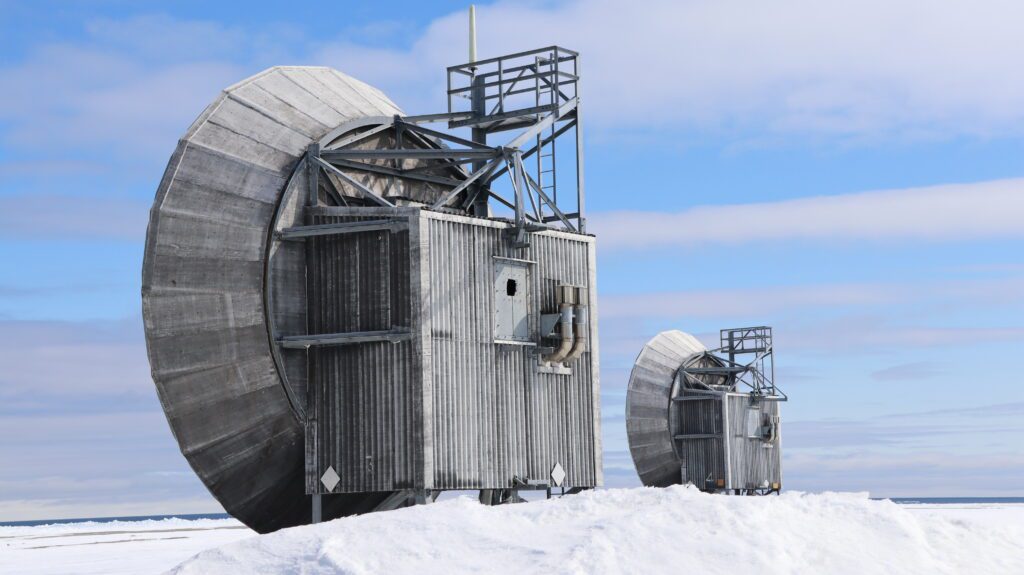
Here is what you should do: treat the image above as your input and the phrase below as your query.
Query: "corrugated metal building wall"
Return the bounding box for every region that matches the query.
[307,212,421,494]
[674,393,781,490]
[305,207,601,494]
[676,398,725,488]
[725,395,782,490]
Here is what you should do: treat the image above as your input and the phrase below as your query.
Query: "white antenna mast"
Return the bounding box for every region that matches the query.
[469,5,478,64]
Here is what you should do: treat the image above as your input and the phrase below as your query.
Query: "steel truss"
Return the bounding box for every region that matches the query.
[303,46,584,248]
[678,326,787,399]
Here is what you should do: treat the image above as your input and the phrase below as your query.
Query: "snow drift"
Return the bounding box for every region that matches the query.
[170,486,1024,574]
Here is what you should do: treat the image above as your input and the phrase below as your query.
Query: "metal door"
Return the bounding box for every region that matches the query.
[494,260,530,341]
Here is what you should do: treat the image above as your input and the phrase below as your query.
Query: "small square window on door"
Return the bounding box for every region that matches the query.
[494,259,531,342]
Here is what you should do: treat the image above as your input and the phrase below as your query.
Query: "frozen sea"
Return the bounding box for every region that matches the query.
[2,491,1023,574]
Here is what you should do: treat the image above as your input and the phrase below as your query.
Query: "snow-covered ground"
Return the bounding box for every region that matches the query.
[0,517,251,575]
[3,488,1024,574]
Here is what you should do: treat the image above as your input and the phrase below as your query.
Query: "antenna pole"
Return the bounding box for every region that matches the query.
[469,5,477,64]
[468,4,489,216]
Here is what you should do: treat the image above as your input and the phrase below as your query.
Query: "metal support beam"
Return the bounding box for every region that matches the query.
[484,120,576,185]
[401,110,475,124]
[469,72,490,216]
[279,329,413,349]
[522,164,576,232]
[324,157,466,188]
[327,122,395,151]
[306,145,320,208]
[682,366,751,375]
[430,154,506,209]
[449,103,561,129]
[508,150,528,247]
[506,98,578,149]
[398,120,493,150]
[277,219,407,240]
[313,157,394,207]
[574,56,586,233]
[321,148,499,161]
[373,490,413,512]
[404,156,481,174]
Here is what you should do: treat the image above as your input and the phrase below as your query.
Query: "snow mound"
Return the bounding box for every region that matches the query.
[170,487,1024,574]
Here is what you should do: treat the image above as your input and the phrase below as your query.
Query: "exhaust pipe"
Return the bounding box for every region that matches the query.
[543,285,575,364]
[565,287,588,362]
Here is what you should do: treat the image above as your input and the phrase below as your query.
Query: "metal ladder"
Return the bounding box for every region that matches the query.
[534,56,558,219]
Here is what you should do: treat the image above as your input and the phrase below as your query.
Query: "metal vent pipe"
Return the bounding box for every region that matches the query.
[543,285,575,364]
[565,287,588,362]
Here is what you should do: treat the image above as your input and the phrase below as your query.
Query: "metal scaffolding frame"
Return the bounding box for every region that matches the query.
[303,46,584,248]
[678,326,786,399]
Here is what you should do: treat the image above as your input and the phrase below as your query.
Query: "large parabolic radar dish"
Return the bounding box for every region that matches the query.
[143,51,597,534]
[142,67,466,533]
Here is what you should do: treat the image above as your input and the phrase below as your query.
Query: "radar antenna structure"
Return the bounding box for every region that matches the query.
[307,45,584,248]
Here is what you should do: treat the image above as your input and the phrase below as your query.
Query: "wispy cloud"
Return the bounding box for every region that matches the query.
[0,411,218,521]
[785,323,1024,352]
[0,318,151,408]
[0,15,273,162]
[589,178,1024,250]
[5,0,1024,176]
[600,283,901,319]
[316,0,1024,140]
[871,362,943,382]
[784,450,1024,496]
[783,400,1024,495]
[0,195,149,241]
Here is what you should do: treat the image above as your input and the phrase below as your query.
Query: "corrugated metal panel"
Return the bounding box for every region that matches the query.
[308,212,419,493]
[725,395,782,489]
[305,208,600,493]
[425,212,598,489]
[676,397,725,487]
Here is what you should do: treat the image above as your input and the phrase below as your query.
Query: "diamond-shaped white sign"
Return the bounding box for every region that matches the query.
[321,466,340,491]
[550,462,566,487]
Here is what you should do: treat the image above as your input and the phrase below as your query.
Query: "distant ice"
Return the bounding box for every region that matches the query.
[0,517,252,575]
[169,487,1024,575]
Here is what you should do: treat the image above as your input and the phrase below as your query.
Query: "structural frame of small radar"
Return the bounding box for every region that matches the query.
[142,42,599,533]
[626,327,787,494]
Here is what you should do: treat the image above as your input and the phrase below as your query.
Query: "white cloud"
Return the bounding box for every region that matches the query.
[593,276,1024,367]
[589,178,1024,249]
[804,325,1024,350]
[600,275,1024,319]
[5,1,1024,173]
[0,16,269,159]
[315,0,1024,140]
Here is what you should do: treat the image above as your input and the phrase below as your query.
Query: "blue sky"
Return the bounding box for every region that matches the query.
[1,0,1022,520]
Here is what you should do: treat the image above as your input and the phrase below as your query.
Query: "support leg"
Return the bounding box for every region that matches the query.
[311,494,322,524]
[479,489,498,505]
